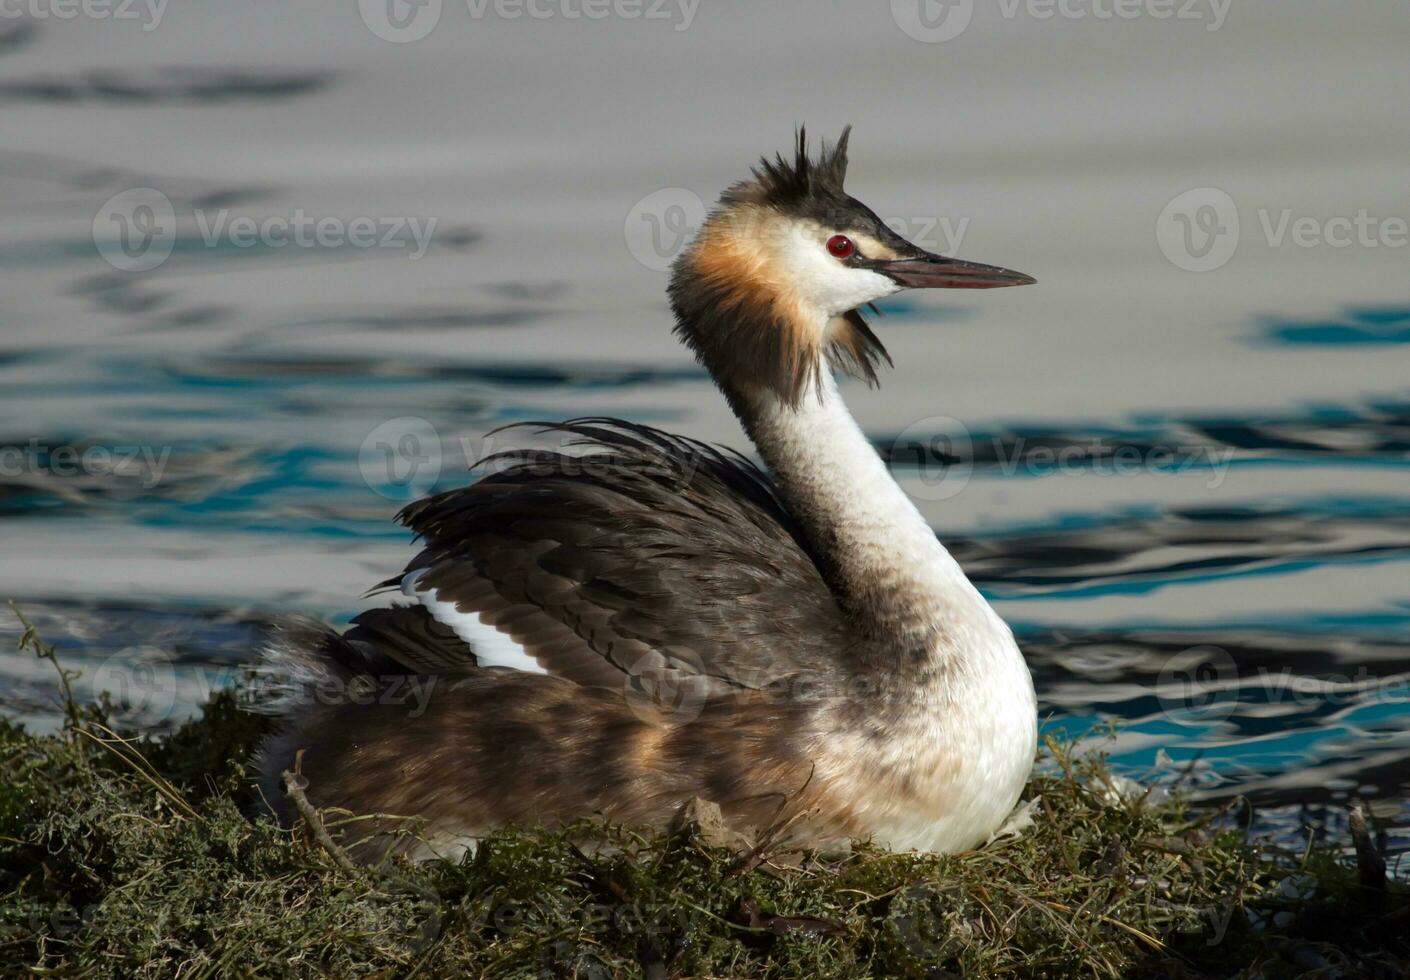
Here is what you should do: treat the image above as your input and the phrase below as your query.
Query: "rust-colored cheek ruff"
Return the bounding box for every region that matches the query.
[680,219,820,407]
[670,215,890,408]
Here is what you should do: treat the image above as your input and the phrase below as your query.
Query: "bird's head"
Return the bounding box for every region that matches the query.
[669,126,1034,408]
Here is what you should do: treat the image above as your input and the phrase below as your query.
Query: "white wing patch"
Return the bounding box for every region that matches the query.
[401,570,547,675]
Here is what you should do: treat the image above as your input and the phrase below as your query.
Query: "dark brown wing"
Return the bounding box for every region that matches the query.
[385,418,850,691]
[343,604,478,675]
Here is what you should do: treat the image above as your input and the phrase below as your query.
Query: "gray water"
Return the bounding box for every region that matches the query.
[1,1,1407,857]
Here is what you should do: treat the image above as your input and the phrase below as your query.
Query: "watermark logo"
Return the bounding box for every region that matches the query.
[888,420,1236,497]
[249,670,441,718]
[889,416,975,502]
[361,0,699,41]
[91,647,178,722]
[92,188,176,273]
[359,416,443,499]
[0,0,168,32]
[1159,186,1407,272]
[93,188,440,272]
[893,0,1232,42]
[624,650,708,724]
[1155,645,1239,721]
[355,421,710,501]
[464,0,699,30]
[1157,187,1240,272]
[1258,208,1408,252]
[624,187,706,272]
[1154,647,1410,725]
[624,188,970,273]
[191,209,437,260]
[891,0,974,43]
[884,215,970,255]
[0,440,173,490]
[359,0,443,43]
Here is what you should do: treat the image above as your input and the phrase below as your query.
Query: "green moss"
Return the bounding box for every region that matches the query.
[2,618,1407,978]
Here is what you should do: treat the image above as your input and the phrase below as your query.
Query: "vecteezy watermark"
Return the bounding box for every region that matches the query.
[1156,187,1240,273]
[249,669,441,718]
[623,650,709,724]
[1158,186,1409,272]
[192,209,438,260]
[358,418,707,499]
[1155,645,1240,721]
[887,420,1237,501]
[887,215,970,255]
[623,187,971,273]
[891,0,1233,42]
[0,0,167,32]
[92,187,440,272]
[889,416,975,502]
[464,0,699,29]
[359,0,699,42]
[0,440,172,490]
[92,188,177,273]
[1154,646,1410,724]
[624,187,707,273]
[358,0,443,43]
[91,648,179,722]
[79,645,444,727]
[890,0,975,43]
[359,416,444,500]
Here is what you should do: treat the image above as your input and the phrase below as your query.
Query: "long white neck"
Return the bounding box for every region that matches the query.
[738,370,1008,660]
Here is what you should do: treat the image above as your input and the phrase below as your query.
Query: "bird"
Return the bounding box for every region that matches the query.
[255,127,1038,863]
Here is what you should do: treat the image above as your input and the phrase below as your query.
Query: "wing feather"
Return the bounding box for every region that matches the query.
[389,418,847,690]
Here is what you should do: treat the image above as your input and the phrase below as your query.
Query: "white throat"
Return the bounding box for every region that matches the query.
[742,361,1037,851]
[743,366,1006,656]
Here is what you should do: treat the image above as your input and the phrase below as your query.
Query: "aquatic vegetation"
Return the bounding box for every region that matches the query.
[2,617,1406,978]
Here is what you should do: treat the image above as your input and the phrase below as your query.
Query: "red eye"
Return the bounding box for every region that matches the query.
[826,234,855,259]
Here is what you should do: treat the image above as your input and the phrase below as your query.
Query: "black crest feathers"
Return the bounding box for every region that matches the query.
[725,125,853,209]
[671,126,893,407]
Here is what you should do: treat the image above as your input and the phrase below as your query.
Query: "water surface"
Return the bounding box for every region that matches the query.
[1,1,1407,859]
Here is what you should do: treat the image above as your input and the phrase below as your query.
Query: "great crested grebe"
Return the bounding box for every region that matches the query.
[256,127,1039,861]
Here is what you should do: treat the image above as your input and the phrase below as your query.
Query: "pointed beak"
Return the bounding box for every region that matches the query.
[880,252,1036,290]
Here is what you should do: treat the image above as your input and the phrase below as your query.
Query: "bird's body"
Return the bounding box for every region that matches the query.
[256,129,1038,862]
